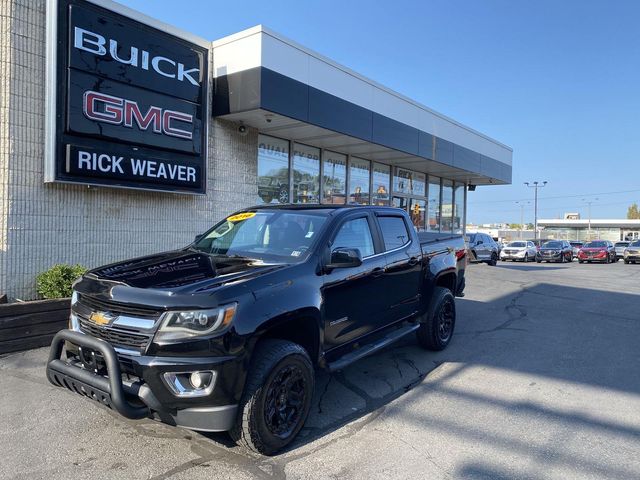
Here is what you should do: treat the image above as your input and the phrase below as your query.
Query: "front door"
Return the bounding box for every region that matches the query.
[322,213,388,350]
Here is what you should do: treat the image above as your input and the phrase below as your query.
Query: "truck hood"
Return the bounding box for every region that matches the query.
[86,249,287,291]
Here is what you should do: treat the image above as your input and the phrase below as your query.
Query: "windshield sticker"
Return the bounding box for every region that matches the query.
[227,212,256,223]
[305,232,314,238]
[291,250,302,257]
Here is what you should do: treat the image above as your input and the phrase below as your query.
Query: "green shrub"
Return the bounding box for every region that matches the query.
[36,264,88,299]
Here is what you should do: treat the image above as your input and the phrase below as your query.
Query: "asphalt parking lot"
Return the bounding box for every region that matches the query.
[1,261,640,480]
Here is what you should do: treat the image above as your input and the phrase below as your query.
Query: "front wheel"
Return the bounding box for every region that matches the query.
[417,287,456,351]
[488,253,498,266]
[230,339,314,455]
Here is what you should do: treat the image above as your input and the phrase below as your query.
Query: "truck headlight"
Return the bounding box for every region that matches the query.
[156,303,237,340]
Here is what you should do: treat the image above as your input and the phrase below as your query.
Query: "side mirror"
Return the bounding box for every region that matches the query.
[194,234,204,243]
[476,239,483,245]
[326,248,363,269]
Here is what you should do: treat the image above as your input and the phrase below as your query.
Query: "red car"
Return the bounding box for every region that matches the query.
[577,240,616,263]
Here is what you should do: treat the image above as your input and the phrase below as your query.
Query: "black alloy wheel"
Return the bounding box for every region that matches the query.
[231,339,314,455]
[263,365,307,439]
[417,286,456,351]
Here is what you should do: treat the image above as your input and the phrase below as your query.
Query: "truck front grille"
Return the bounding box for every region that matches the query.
[78,318,152,350]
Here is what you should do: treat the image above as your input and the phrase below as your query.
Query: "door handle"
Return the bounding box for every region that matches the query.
[370,267,385,278]
[408,257,419,266]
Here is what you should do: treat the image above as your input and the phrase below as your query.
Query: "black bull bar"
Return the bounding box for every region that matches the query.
[46,330,149,419]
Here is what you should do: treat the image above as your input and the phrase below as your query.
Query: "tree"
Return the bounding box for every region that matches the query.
[508,223,522,229]
[628,203,640,219]
[526,223,535,230]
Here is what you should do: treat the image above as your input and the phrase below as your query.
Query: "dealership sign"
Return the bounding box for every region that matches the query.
[45,0,209,194]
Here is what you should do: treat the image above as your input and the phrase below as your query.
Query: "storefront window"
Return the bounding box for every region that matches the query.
[453,183,465,234]
[322,151,347,204]
[292,143,320,203]
[257,135,289,204]
[349,157,370,204]
[428,177,441,231]
[393,168,426,196]
[372,163,391,205]
[441,180,454,232]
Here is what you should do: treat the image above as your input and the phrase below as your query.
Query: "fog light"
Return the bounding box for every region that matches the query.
[163,370,216,397]
[190,371,203,389]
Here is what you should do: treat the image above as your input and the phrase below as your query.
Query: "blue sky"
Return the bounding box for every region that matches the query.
[120,0,640,224]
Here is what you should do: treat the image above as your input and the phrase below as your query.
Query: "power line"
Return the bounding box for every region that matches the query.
[471,188,640,205]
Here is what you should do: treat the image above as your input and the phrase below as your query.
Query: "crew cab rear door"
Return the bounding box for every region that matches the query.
[321,211,388,349]
[374,212,422,325]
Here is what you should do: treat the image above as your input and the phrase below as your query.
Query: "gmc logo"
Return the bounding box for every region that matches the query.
[83,91,193,140]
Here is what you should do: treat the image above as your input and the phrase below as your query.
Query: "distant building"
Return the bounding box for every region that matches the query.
[564,213,580,220]
[538,219,640,241]
[466,225,535,242]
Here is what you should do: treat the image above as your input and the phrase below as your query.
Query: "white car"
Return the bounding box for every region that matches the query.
[500,240,537,262]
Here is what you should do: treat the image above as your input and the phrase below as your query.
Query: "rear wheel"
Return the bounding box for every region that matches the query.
[230,339,314,455]
[417,287,456,351]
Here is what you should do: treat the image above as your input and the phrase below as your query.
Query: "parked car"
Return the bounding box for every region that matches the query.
[569,241,583,258]
[531,238,551,251]
[46,205,467,455]
[577,240,616,263]
[466,232,500,266]
[614,241,630,260]
[536,240,573,263]
[500,240,537,262]
[623,240,640,264]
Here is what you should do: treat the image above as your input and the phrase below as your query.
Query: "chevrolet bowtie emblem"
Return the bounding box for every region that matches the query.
[89,311,114,326]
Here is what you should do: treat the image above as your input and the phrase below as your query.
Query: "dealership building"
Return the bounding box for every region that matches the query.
[539,219,640,242]
[0,0,512,300]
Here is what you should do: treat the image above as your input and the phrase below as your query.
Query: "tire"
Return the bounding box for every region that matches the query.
[566,254,572,262]
[417,287,456,351]
[230,339,314,455]
[488,253,498,266]
[624,259,629,264]
[536,259,541,263]
[579,260,583,264]
[523,254,528,263]
[259,194,273,204]
[277,186,289,203]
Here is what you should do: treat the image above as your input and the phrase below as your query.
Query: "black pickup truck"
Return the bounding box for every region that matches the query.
[47,205,467,454]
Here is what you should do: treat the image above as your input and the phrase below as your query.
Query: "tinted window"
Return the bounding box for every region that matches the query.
[379,216,410,250]
[333,218,375,257]
[543,241,563,248]
[466,234,477,243]
[615,242,629,247]
[508,242,526,247]
[631,241,640,247]
[584,241,607,248]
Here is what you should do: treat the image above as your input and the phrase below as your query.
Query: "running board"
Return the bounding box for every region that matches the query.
[327,323,420,372]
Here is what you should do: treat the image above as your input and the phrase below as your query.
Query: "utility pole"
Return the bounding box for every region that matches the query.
[515,200,530,240]
[524,181,547,240]
[582,198,599,240]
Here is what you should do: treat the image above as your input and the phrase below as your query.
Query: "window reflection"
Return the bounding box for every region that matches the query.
[257,135,289,204]
[441,179,453,233]
[292,143,320,203]
[372,163,390,206]
[428,177,441,232]
[322,151,347,204]
[453,183,465,233]
[349,158,370,204]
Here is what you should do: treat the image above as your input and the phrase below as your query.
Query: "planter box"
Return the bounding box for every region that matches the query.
[0,299,70,354]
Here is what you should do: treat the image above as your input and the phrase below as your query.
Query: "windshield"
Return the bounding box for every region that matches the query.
[543,241,563,248]
[630,241,640,247]
[570,242,582,246]
[615,242,629,247]
[507,242,526,247]
[191,210,330,262]
[583,241,607,248]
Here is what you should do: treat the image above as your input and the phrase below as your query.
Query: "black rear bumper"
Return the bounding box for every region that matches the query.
[47,330,150,419]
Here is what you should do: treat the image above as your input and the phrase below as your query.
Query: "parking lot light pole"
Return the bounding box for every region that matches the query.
[515,200,530,240]
[524,181,547,240]
[582,197,599,240]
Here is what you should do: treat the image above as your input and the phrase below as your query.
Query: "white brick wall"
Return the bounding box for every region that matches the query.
[0,0,258,300]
